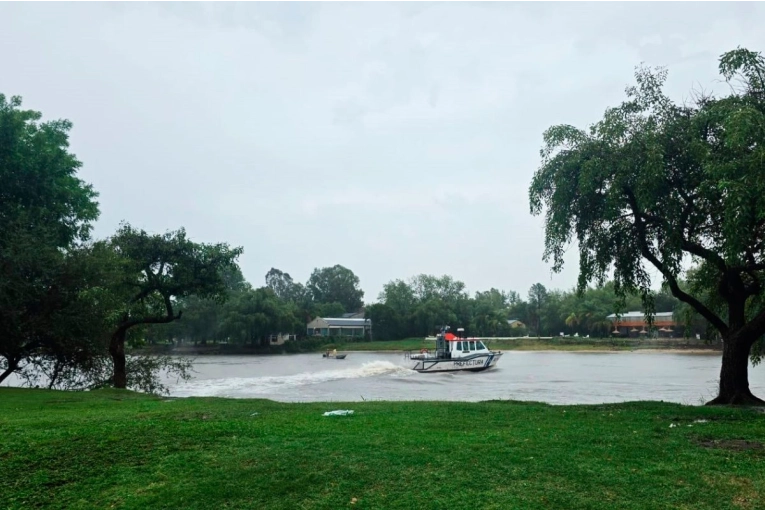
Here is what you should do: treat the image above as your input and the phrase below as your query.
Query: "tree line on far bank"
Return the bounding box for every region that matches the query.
[147,266,706,346]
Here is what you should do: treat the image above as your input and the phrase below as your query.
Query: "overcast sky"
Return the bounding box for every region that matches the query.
[2,2,764,302]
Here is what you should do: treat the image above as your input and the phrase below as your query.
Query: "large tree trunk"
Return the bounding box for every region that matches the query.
[707,333,765,406]
[109,329,128,389]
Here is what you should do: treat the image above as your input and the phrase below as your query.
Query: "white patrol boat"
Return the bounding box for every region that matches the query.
[407,326,503,373]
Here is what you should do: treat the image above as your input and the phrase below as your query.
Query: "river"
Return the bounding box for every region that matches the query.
[161,350,765,405]
[6,351,764,405]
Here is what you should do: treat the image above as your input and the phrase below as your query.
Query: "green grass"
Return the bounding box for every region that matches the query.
[2,388,764,509]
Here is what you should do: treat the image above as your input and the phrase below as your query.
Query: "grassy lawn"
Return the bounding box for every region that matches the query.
[2,388,765,509]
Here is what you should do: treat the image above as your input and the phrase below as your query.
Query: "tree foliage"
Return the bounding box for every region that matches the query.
[527,283,549,336]
[152,266,357,347]
[368,273,689,341]
[102,224,243,388]
[307,265,364,313]
[0,95,100,384]
[265,267,305,303]
[529,47,765,405]
[219,287,303,347]
[0,95,237,393]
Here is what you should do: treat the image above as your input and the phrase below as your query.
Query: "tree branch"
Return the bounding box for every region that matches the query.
[116,293,182,336]
[624,188,729,335]
[681,240,728,273]
[0,362,18,384]
[117,311,183,334]
[130,286,157,304]
[163,294,175,319]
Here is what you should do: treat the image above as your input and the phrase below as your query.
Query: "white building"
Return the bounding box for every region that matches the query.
[306,317,371,338]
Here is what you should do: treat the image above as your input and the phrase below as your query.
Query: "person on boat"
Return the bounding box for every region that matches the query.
[332,348,337,357]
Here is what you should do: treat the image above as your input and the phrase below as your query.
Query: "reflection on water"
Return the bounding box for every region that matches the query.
[5,350,762,405]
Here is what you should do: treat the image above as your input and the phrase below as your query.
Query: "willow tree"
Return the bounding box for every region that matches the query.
[529,48,765,405]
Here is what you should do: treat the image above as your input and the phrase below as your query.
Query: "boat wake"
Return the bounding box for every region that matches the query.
[170,360,413,398]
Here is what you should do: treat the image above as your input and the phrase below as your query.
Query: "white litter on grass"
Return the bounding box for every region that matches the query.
[323,410,354,416]
[669,423,678,428]
[694,419,708,424]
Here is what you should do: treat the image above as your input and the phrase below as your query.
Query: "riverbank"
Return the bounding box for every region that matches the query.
[2,388,764,509]
[133,337,721,356]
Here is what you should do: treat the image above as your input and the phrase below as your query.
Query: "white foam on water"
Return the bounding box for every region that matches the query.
[169,360,413,398]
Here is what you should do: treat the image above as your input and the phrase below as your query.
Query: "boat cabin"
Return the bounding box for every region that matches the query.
[409,325,502,372]
[447,338,490,358]
[434,327,490,359]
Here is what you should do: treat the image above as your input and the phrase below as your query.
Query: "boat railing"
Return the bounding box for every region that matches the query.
[405,349,430,360]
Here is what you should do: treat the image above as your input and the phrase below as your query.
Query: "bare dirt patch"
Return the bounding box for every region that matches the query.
[696,438,764,451]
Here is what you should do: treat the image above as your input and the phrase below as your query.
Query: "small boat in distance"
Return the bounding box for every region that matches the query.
[407,326,502,373]
[323,349,347,360]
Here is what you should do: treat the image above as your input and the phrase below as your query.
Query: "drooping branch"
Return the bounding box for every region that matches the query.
[624,188,729,335]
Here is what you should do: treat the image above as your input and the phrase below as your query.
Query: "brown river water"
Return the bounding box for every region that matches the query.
[6,351,763,405]
[160,350,764,405]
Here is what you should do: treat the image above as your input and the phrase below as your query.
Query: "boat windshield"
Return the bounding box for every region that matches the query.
[452,340,487,351]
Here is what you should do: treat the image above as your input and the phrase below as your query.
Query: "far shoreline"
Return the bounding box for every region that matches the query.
[338,348,721,355]
[132,341,722,357]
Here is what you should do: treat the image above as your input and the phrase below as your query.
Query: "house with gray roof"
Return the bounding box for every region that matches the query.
[307,317,371,339]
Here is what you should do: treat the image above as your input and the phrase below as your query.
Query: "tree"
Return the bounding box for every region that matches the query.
[307,265,364,312]
[378,279,417,316]
[410,274,467,303]
[529,48,765,405]
[410,299,458,337]
[472,289,512,337]
[145,266,252,346]
[527,283,548,336]
[365,303,400,341]
[1,244,112,387]
[0,95,100,383]
[219,287,302,347]
[565,312,580,331]
[265,268,305,303]
[104,224,242,388]
[314,302,346,319]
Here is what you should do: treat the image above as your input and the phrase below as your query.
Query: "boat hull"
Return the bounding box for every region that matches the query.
[410,352,502,373]
[323,354,347,359]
